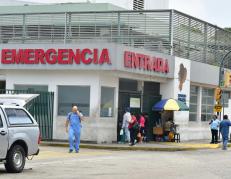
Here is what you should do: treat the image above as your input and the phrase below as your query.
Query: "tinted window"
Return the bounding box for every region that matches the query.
[119,79,138,92]
[5,108,33,125]
[100,87,115,117]
[0,116,2,127]
[58,86,90,116]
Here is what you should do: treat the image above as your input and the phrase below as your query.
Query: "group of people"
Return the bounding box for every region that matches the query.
[209,114,231,150]
[64,105,231,153]
[121,107,146,146]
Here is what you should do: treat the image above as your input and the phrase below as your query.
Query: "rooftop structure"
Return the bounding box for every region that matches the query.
[0,3,230,68]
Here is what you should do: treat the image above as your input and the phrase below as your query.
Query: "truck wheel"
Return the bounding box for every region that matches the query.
[4,145,26,173]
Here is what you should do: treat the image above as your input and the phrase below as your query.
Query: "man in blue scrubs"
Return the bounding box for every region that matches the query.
[65,106,83,153]
[220,115,231,150]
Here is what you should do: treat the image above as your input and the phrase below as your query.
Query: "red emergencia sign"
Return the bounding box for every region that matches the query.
[124,51,169,73]
[0,48,111,65]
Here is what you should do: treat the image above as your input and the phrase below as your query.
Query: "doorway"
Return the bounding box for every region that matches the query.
[117,79,162,141]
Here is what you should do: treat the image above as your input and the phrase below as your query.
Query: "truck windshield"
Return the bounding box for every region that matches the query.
[5,108,33,125]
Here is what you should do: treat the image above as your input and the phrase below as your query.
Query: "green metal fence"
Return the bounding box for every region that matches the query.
[0,89,54,140]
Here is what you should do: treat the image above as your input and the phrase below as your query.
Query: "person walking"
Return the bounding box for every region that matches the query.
[209,115,220,144]
[122,107,131,143]
[137,114,145,143]
[220,115,231,150]
[128,114,138,146]
[65,105,84,153]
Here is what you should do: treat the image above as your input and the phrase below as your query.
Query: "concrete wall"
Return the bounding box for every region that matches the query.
[5,70,119,143]
[187,61,219,140]
[190,60,219,86]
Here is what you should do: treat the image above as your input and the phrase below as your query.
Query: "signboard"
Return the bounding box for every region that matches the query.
[130,98,140,108]
[0,48,111,65]
[124,51,169,74]
[214,104,222,112]
[178,94,186,104]
[224,70,231,87]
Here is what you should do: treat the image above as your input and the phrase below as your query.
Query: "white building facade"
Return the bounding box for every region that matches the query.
[0,3,230,143]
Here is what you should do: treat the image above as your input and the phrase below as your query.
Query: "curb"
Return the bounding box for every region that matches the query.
[40,142,222,152]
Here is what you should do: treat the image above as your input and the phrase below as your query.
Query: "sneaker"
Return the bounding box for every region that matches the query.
[69,149,73,153]
[75,150,79,153]
[129,143,135,146]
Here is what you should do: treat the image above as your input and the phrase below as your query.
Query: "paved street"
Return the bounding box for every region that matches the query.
[1,146,231,179]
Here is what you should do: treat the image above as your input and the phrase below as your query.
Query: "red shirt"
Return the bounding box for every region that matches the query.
[139,116,145,127]
[128,115,137,129]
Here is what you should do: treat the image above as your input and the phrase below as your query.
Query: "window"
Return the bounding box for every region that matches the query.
[58,86,90,116]
[201,88,214,121]
[189,86,198,121]
[222,91,230,108]
[0,115,3,127]
[119,79,138,92]
[100,87,115,117]
[5,108,33,125]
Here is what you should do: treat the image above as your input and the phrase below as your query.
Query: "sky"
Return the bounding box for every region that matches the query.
[16,0,231,28]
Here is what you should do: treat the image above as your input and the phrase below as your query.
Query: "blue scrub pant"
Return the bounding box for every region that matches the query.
[69,126,81,151]
[222,136,228,150]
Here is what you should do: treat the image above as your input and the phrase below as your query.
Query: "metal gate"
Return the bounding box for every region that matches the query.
[0,89,54,140]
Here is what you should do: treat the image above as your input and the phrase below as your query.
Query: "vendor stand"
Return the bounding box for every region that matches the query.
[152,98,189,142]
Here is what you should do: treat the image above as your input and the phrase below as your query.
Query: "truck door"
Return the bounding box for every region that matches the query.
[0,109,8,159]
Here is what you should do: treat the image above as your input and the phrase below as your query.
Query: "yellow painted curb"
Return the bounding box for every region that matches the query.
[40,142,226,152]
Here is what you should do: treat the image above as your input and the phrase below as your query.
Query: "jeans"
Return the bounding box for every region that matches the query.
[222,136,228,150]
[124,127,130,142]
[69,127,81,151]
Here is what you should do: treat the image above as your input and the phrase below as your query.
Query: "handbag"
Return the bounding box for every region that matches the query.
[120,129,124,135]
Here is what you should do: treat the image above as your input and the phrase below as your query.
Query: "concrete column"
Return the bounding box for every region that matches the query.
[197,86,202,123]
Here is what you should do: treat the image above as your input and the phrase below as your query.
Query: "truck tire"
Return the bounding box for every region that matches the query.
[4,145,26,173]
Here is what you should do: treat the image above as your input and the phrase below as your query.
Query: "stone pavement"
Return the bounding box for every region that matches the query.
[41,140,230,151]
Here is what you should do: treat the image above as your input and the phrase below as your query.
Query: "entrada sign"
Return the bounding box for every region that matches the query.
[1,48,111,65]
[124,51,169,73]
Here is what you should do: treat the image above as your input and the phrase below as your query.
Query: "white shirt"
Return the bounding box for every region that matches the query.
[122,112,131,128]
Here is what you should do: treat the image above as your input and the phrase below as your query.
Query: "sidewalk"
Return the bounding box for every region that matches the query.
[41,140,229,152]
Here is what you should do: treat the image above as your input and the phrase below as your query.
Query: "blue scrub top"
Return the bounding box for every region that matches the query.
[67,112,81,128]
[220,120,231,138]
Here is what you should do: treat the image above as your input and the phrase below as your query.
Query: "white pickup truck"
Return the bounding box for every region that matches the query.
[0,94,40,173]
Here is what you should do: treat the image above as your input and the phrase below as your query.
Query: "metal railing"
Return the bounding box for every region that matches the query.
[0,10,230,68]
